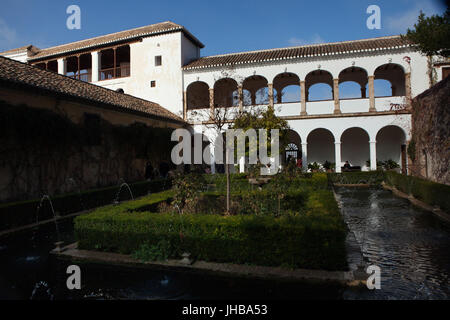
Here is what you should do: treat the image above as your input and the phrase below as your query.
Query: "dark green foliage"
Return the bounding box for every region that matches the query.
[384,171,450,212]
[132,240,172,262]
[172,173,206,213]
[407,140,416,162]
[75,189,348,270]
[0,178,172,231]
[404,9,450,57]
[327,171,386,185]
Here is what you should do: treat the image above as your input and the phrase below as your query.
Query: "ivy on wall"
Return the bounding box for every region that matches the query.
[0,100,176,202]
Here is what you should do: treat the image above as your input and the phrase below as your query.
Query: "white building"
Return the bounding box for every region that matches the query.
[2,21,448,173]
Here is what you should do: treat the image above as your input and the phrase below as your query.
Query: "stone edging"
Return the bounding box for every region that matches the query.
[52,242,355,285]
[381,182,450,223]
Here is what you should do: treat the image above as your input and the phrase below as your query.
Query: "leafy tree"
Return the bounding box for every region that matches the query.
[232,105,290,174]
[403,8,450,57]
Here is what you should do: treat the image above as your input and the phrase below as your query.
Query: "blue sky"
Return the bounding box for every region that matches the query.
[0,0,447,56]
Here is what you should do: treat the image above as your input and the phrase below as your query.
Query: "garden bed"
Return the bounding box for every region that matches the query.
[74,174,348,271]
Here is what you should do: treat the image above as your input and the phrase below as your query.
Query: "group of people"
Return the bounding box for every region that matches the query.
[286,155,303,169]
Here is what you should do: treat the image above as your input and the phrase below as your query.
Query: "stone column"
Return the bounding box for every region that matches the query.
[368,75,376,112]
[361,86,366,98]
[238,85,243,111]
[334,142,342,173]
[57,58,66,75]
[333,79,341,114]
[369,141,377,171]
[275,87,282,104]
[251,90,256,106]
[300,80,307,115]
[268,83,274,107]
[209,88,214,118]
[301,142,308,172]
[91,51,100,82]
[405,72,411,108]
[183,90,187,120]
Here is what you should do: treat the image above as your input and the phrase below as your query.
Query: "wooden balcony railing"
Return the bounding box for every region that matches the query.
[99,66,130,81]
[68,72,92,82]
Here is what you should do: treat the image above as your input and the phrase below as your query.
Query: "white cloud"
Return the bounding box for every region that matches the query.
[385,2,443,33]
[288,33,324,46]
[0,18,18,51]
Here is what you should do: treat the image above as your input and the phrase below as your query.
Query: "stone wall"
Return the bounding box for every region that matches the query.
[0,86,181,202]
[409,76,450,185]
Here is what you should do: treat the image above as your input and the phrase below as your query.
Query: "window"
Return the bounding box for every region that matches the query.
[155,55,162,66]
[150,80,156,87]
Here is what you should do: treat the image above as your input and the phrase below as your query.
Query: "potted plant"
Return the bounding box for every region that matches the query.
[323,160,335,173]
[383,159,400,172]
[308,162,321,172]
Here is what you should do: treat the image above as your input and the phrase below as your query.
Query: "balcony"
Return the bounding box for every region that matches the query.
[99,65,130,81]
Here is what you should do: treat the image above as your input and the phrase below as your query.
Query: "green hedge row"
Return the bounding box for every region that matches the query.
[327,171,385,185]
[384,172,450,212]
[0,178,172,231]
[75,190,348,270]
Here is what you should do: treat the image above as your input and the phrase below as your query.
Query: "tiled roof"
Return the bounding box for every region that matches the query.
[183,35,413,70]
[24,21,203,61]
[0,45,40,56]
[0,56,184,123]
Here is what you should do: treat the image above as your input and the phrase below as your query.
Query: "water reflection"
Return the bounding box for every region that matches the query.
[338,187,450,300]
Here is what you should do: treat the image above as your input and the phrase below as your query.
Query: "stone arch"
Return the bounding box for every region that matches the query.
[305,70,333,101]
[214,78,238,108]
[307,128,335,166]
[376,125,407,170]
[187,81,210,110]
[340,127,370,170]
[374,63,405,96]
[273,72,301,103]
[243,75,268,106]
[338,66,368,99]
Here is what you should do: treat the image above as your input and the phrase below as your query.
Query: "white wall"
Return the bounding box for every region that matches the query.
[90,31,200,116]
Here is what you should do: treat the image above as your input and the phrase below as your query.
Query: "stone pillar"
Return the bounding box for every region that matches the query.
[275,87,282,104]
[361,86,366,98]
[405,72,411,108]
[369,141,377,171]
[301,142,308,172]
[300,80,307,115]
[238,85,243,111]
[368,75,376,112]
[57,58,66,75]
[251,90,256,106]
[183,90,187,120]
[268,83,274,107]
[335,142,342,173]
[209,88,214,118]
[333,79,341,114]
[91,51,100,82]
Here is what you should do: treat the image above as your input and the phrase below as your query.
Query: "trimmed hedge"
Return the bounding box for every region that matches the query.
[74,189,348,271]
[327,171,385,185]
[384,172,450,212]
[0,178,172,231]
